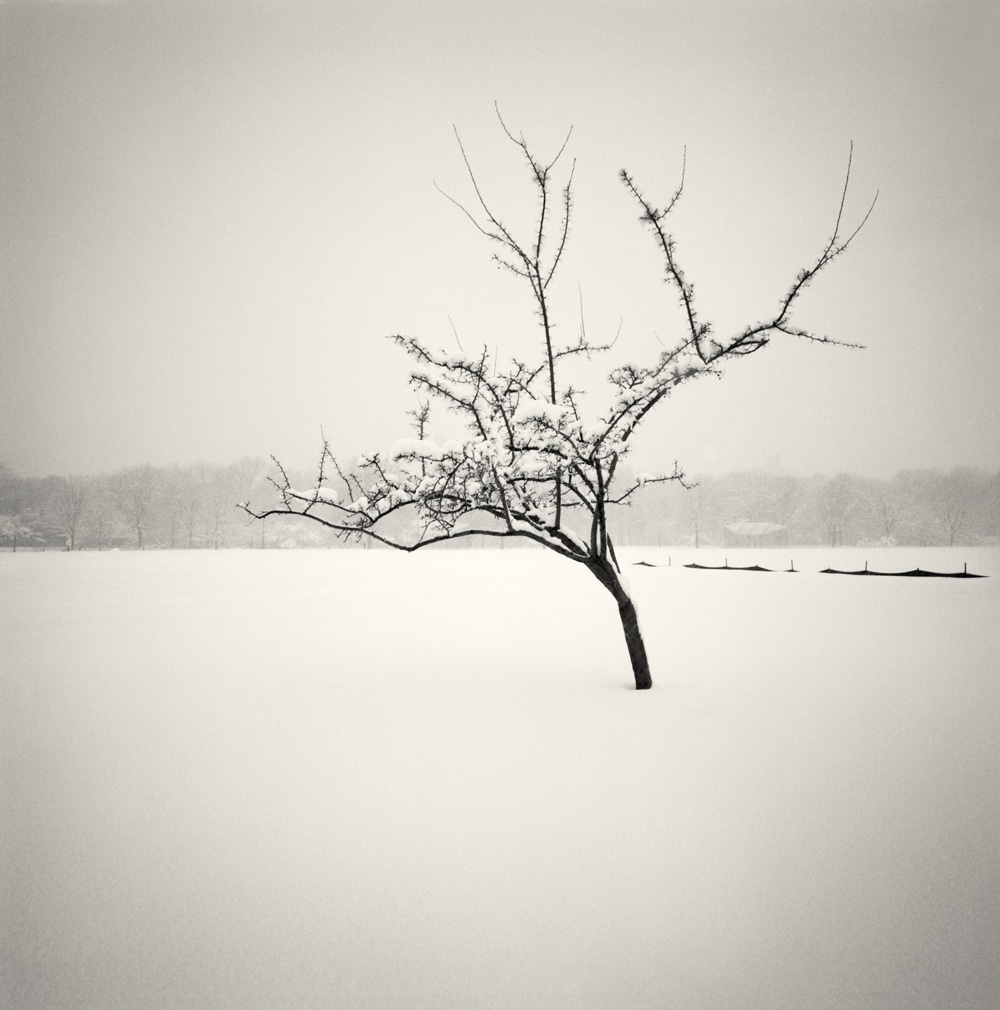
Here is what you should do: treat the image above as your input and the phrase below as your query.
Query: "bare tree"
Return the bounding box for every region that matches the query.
[109,465,159,550]
[814,472,862,546]
[0,462,23,515]
[769,474,806,535]
[987,470,1000,542]
[42,475,90,550]
[928,466,986,546]
[723,471,779,522]
[679,478,718,548]
[243,114,875,689]
[83,477,126,551]
[206,458,272,549]
[163,464,205,549]
[862,478,909,543]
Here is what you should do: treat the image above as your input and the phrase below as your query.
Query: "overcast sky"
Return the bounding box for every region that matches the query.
[2,0,997,480]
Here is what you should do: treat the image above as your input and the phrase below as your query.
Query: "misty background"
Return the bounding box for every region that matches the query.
[2,0,998,486]
[2,458,996,552]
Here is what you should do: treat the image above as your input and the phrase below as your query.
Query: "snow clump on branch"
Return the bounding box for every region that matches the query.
[390,438,445,461]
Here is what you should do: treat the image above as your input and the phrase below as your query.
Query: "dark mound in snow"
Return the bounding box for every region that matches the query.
[820,566,986,578]
[636,560,987,577]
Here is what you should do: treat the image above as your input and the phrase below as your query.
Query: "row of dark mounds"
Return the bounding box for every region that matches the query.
[634,560,987,578]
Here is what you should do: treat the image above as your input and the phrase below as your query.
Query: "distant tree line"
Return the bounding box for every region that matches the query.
[0,458,336,552]
[616,466,1000,549]
[0,459,996,551]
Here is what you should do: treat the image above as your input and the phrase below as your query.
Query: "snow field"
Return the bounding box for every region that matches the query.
[2,546,998,1009]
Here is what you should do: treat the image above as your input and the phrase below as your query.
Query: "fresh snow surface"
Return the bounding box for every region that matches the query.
[2,546,998,1009]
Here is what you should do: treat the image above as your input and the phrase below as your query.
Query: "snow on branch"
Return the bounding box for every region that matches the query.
[243,120,874,575]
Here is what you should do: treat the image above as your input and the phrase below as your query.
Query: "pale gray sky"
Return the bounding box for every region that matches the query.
[2,0,998,478]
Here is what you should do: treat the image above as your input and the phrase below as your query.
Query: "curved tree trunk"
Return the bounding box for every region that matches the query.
[587,558,653,690]
[616,592,652,690]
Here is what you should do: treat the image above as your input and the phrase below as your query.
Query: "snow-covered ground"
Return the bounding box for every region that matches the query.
[2,546,998,1009]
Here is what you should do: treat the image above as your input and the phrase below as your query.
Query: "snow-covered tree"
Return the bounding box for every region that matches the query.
[0,514,35,551]
[0,464,37,549]
[243,115,875,689]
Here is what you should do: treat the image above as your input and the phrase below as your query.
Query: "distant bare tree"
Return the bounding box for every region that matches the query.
[891,467,990,546]
[42,475,90,550]
[862,479,909,543]
[987,471,1000,542]
[928,467,986,546]
[723,471,774,524]
[162,465,202,549]
[768,475,805,534]
[681,479,718,548]
[75,475,125,550]
[202,458,272,549]
[0,462,23,515]
[109,465,159,549]
[243,113,875,689]
[814,472,862,546]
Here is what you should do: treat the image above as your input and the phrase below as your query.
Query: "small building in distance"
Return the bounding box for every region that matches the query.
[723,521,788,548]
